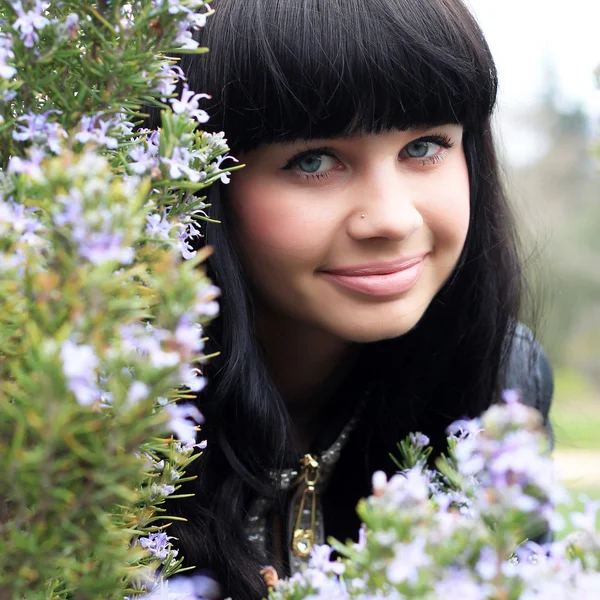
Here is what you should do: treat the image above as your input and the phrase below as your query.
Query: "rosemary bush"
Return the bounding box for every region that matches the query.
[0,1,234,598]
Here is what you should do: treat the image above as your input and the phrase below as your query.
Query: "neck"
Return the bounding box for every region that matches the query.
[255,308,357,452]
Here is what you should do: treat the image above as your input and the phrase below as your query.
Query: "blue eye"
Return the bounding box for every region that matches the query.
[296,155,324,173]
[405,140,438,159]
[283,148,339,180]
[400,134,455,163]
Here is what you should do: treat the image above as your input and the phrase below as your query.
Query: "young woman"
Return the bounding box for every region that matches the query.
[159,0,555,598]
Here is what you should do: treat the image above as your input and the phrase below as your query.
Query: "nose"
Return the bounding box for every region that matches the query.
[346,163,423,242]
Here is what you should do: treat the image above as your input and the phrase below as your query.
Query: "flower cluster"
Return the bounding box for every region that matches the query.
[0,1,229,598]
[268,397,600,599]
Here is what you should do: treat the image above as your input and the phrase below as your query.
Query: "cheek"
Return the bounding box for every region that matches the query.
[228,177,337,267]
[423,155,471,249]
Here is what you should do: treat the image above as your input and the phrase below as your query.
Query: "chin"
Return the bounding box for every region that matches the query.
[331,310,428,344]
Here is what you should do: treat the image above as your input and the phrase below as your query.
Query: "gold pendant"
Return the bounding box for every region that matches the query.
[291,454,320,558]
[292,528,315,558]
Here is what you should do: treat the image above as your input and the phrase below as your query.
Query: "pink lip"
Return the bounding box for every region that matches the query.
[320,254,427,297]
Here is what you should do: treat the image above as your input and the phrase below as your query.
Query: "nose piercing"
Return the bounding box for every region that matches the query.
[360,212,366,219]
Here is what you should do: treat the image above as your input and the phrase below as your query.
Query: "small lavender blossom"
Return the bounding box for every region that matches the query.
[127,381,150,405]
[140,575,221,600]
[145,211,173,240]
[570,499,600,533]
[174,20,199,50]
[139,532,178,562]
[0,31,16,78]
[176,226,197,260]
[309,545,345,576]
[60,340,101,406]
[446,417,483,440]
[194,282,220,317]
[210,153,239,184]
[201,131,229,155]
[77,230,135,266]
[11,0,50,49]
[169,85,211,123]
[151,483,176,498]
[172,438,205,455]
[386,537,431,584]
[12,111,67,154]
[129,142,160,175]
[409,432,430,448]
[179,363,206,393]
[174,315,205,358]
[119,323,181,369]
[65,13,78,37]
[161,146,206,184]
[115,3,134,32]
[8,146,46,179]
[151,62,185,100]
[0,200,43,245]
[165,402,204,444]
[75,114,118,149]
[433,569,490,600]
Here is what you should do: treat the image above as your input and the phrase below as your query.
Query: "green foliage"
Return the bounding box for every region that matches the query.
[0,1,228,598]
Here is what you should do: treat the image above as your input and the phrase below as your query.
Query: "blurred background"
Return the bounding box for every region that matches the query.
[469,0,600,532]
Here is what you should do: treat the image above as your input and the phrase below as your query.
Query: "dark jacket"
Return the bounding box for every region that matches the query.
[502,322,554,446]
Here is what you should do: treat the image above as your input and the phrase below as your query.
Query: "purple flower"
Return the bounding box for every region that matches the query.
[127,381,150,405]
[409,432,430,448]
[174,20,199,50]
[502,388,521,404]
[161,146,206,184]
[446,417,483,440]
[140,575,222,600]
[210,153,239,184]
[145,212,173,240]
[309,545,345,575]
[75,114,118,149]
[570,499,600,533]
[129,142,159,175]
[201,131,229,155]
[119,323,180,369]
[139,532,178,562]
[151,483,176,498]
[65,13,79,37]
[60,340,101,406]
[151,62,185,100]
[12,110,67,154]
[179,363,206,393]
[193,283,220,317]
[386,537,431,584]
[11,0,50,48]
[174,315,205,357]
[77,229,135,266]
[434,570,490,599]
[176,226,197,260]
[169,85,211,123]
[8,146,46,179]
[0,200,43,245]
[0,31,16,78]
[165,402,204,444]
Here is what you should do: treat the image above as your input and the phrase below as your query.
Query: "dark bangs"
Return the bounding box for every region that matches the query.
[182,0,498,153]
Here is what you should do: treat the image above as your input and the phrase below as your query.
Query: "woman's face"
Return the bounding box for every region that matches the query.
[227,126,470,343]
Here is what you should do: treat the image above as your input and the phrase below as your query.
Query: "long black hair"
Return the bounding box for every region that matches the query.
[158,1,526,597]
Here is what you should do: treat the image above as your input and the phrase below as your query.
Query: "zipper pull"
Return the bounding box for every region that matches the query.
[292,453,320,558]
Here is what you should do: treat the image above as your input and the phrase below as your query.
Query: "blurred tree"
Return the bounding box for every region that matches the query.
[506,71,600,388]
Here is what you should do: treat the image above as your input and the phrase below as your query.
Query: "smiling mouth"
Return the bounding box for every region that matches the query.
[319,254,428,297]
